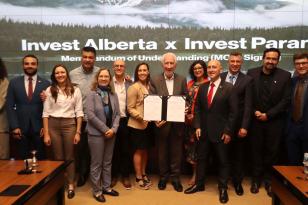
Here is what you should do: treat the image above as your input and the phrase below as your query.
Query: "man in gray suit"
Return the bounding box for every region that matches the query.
[150,52,187,192]
[6,54,50,159]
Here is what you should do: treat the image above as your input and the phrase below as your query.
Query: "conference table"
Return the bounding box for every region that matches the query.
[272,166,308,205]
[0,160,69,205]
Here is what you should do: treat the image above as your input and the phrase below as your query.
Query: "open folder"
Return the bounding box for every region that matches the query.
[143,95,186,122]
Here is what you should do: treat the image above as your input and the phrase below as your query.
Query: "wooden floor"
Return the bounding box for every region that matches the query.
[66,176,272,205]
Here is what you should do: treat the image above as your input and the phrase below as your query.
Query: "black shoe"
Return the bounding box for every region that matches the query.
[250,182,260,194]
[264,183,273,197]
[158,179,167,190]
[93,194,106,203]
[184,184,205,194]
[103,189,119,196]
[77,176,86,187]
[67,190,75,199]
[234,183,244,196]
[219,189,229,204]
[171,180,183,192]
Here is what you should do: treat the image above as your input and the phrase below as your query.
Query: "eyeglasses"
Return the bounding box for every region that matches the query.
[193,66,203,71]
[295,62,308,66]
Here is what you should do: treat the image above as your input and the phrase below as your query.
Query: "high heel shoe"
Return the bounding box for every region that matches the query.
[136,177,149,190]
[142,174,152,186]
[67,189,75,199]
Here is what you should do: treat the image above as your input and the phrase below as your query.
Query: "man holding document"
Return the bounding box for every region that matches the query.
[184,60,237,204]
[150,52,187,192]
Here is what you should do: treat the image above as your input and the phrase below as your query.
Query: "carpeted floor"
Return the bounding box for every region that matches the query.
[66,176,271,205]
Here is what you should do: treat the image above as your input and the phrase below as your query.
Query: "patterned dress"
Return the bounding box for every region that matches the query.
[184,79,208,164]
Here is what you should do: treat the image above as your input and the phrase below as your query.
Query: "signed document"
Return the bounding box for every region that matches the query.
[144,95,162,121]
[166,96,186,122]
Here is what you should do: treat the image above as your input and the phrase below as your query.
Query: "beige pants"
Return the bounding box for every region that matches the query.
[0,132,9,159]
[48,117,76,184]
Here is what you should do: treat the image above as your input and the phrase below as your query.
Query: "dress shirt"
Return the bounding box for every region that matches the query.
[42,86,84,118]
[24,74,37,95]
[226,72,239,85]
[164,73,174,95]
[113,76,127,118]
[207,77,221,103]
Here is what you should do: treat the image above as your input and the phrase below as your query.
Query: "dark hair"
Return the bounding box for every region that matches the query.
[22,54,38,65]
[0,58,8,80]
[262,48,281,59]
[189,60,207,81]
[293,52,308,63]
[229,51,243,58]
[134,62,150,84]
[50,64,75,102]
[82,46,96,56]
[91,68,114,94]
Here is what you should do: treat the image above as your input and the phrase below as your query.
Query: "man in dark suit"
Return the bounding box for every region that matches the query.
[286,52,308,165]
[150,52,187,192]
[247,48,291,196]
[184,60,237,204]
[6,54,49,159]
[220,52,253,196]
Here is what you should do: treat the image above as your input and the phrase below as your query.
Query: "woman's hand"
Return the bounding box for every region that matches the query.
[74,133,80,144]
[44,134,51,146]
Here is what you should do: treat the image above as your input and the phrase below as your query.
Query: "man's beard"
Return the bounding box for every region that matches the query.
[24,68,37,76]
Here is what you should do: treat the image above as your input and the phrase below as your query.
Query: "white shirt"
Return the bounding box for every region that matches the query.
[113,76,127,117]
[164,73,174,95]
[42,86,84,118]
[24,74,37,95]
[207,77,221,103]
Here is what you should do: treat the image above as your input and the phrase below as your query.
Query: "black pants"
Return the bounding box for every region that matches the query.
[111,117,131,178]
[249,118,284,184]
[75,121,90,178]
[196,138,230,189]
[230,137,247,184]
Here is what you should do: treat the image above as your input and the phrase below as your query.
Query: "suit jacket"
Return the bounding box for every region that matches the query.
[6,75,50,133]
[286,76,308,139]
[127,82,149,130]
[149,73,187,134]
[194,80,238,143]
[221,72,253,131]
[86,90,120,136]
[247,67,291,120]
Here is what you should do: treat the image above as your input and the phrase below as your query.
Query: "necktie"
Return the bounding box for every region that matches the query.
[292,80,304,122]
[28,76,33,100]
[207,83,215,108]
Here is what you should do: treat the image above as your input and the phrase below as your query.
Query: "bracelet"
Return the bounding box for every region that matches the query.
[76,131,81,135]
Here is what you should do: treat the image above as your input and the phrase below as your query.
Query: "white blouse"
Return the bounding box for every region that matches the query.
[43,86,84,118]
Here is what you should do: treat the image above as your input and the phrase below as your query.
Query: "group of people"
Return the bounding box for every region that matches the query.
[0,46,307,204]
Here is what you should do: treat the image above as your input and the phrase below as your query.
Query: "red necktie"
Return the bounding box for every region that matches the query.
[28,76,33,100]
[207,83,215,108]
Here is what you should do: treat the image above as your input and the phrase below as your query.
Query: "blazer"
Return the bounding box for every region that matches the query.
[247,67,291,120]
[6,75,50,133]
[286,76,308,139]
[0,78,9,132]
[86,90,120,136]
[194,80,238,143]
[221,72,253,130]
[127,82,149,130]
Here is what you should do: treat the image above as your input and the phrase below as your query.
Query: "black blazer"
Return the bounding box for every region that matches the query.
[221,72,253,131]
[247,67,291,120]
[194,80,238,143]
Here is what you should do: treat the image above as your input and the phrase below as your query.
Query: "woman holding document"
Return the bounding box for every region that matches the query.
[127,62,153,190]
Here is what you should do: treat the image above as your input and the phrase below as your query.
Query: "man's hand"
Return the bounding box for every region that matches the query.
[255,111,268,121]
[12,128,22,140]
[238,128,247,138]
[221,133,231,144]
[195,128,201,141]
[155,120,166,128]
